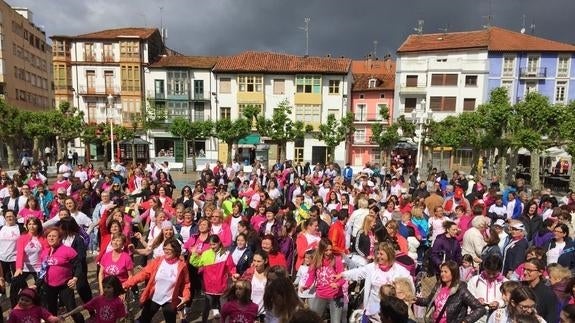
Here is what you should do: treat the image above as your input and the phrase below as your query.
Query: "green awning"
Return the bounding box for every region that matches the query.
[238,134,260,145]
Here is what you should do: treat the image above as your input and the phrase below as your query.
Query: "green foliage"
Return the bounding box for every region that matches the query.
[509,92,557,151]
[372,123,400,151]
[396,115,415,138]
[313,112,354,162]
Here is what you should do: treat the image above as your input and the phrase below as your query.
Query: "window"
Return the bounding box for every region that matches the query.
[436,58,447,62]
[86,70,95,92]
[329,80,340,94]
[103,43,113,62]
[87,102,97,123]
[380,93,385,99]
[167,101,190,119]
[354,128,366,143]
[404,98,416,113]
[368,78,377,89]
[154,80,164,98]
[503,56,515,76]
[121,65,140,91]
[220,107,231,120]
[120,41,139,58]
[359,94,364,99]
[455,149,473,167]
[239,104,262,117]
[187,140,206,158]
[220,78,231,93]
[405,75,417,87]
[238,75,262,92]
[526,81,537,95]
[527,56,539,73]
[53,64,68,90]
[295,105,321,123]
[84,43,94,61]
[194,80,204,99]
[167,71,188,96]
[53,40,66,57]
[429,96,456,111]
[104,71,114,93]
[431,74,458,86]
[463,98,476,111]
[558,56,570,78]
[465,75,478,87]
[296,75,321,93]
[355,104,366,121]
[555,81,567,103]
[327,109,339,117]
[194,102,204,121]
[273,79,285,94]
[377,104,387,121]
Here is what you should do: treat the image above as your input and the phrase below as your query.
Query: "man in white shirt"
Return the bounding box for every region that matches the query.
[58,160,72,175]
[318,180,331,203]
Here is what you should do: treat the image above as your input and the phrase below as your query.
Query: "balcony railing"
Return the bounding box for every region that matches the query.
[78,85,121,96]
[519,67,547,78]
[399,83,427,94]
[192,93,209,101]
[353,113,388,123]
[352,136,378,145]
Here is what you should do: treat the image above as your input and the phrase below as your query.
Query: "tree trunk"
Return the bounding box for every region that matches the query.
[530,150,541,191]
[131,138,136,165]
[56,139,63,162]
[569,169,575,192]
[6,144,16,170]
[32,137,40,162]
[183,137,188,174]
[191,139,197,172]
[327,146,335,163]
[227,141,233,165]
[507,149,518,185]
[278,144,287,163]
[497,153,507,185]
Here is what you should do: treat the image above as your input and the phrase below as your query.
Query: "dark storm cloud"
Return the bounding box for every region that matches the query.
[8,0,575,59]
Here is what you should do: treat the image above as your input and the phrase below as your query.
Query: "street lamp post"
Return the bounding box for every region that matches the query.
[411,99,432,173]
[107,94,115,168]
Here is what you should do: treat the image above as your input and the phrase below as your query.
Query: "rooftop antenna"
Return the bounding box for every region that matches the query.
[438,24,449,35]
[482,0,494,28]
[414,19,424,34]
[530,20,536,35]
[520,14,526,34]
[373,40,378,58]
[298,17,311,56]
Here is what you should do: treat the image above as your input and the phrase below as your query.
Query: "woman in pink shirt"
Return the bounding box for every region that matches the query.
[184,217,211,302]
[17,197,43,225]
[98,233,133,294]
[39,227,84,322]
[12,217,47,307]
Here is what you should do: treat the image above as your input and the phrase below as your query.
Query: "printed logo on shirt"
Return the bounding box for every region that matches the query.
[98,305,114,321]
[105,264,120,276]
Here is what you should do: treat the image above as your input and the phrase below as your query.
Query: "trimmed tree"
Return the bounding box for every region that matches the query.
[256,99,312,161]
[169,118,214,173]
[313,112,355,163]
[214,118,251,165]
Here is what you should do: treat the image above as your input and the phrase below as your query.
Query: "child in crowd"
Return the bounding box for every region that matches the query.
[294,250,316,304]
[8,288,59,323]
[487,281,522,323]
[460,254,476,282]
[62,276,126,322]
[221,280,259,323]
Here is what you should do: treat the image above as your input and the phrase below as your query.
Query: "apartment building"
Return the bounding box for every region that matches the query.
[349,56,395,167]
[144,54,219,163]
[50,27,164,159]
[0,5,52,110]
[212,51,352,166]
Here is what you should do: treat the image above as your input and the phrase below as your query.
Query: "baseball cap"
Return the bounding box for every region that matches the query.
[493,219,505,227]
[509,222,525,231]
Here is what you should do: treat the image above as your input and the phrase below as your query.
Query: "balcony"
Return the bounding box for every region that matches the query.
[192,93,209,101]
[154,92,165,100]
[351,136,378,146]
[103,55,115,63]
[519,67,547,79]
[77,85,121,96]
[84,54,96,62]
[353,113,388,124]
[399,83,427,95]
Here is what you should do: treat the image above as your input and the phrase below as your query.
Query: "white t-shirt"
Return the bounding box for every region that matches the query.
[547,241,566,265]
[230,215,242,241]
[152,260,178,305]
[0,225,20,262]
[251,273,267,315]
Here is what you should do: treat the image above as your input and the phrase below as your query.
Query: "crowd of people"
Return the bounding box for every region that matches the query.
[0,158,575,323]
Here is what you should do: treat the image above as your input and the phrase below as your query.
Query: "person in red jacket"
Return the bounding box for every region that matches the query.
[328,210,348,256]
[122,238,190,323]
[261,235,287,269]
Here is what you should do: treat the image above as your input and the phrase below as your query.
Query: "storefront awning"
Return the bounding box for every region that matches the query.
[238,134,261,145]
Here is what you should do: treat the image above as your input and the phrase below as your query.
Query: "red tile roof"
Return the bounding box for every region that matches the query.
[213,51,351,74]
[397,26,575,53]
[52,28,159,40]
[351,58,396,91]
[150,55,219,69]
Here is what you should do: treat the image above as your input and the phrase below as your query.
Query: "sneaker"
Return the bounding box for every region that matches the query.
[212,309,220,319]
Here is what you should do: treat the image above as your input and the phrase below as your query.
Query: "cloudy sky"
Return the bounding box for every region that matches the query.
[9,0,575,59]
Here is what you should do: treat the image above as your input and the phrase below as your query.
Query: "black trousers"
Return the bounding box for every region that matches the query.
[202,294,221,323]
[138,299,177,323]
[43,283,84,323]
[10,272,38,307]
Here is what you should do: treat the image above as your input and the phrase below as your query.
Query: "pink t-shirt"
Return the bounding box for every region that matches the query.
[433,286,450,323]
[8,305,57,323]
[83,295,127,323]
[40,245,77,287]
[18,208,43,222]
[221,300,258,323]
[99,251,133,283]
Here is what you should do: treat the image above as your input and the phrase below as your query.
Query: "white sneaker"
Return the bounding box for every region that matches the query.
[213,309,220,318]
[208,309,220,319]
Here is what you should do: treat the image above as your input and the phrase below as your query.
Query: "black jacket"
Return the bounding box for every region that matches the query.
[416,281,486,323]
[531,279,559,323]
[520,214,543,242]
[229,245,254,276]
[502,237,528,274]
